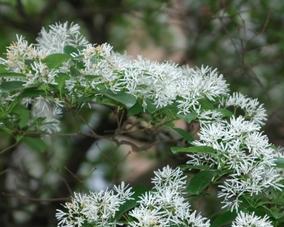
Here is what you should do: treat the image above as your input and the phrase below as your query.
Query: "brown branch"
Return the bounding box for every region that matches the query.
[0,142,19,154]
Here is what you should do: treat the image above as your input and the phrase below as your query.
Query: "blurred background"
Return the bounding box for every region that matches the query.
[0,0,284,226]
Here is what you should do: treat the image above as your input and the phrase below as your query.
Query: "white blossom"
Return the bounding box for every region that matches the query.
[231,211,273,227]
[5,35,39,72]
[190,115,283,211]
[37,22,89,55]
[32,97,63,133]
[221,92,267,126]
[129,166,210,227]
[56,182,133,227]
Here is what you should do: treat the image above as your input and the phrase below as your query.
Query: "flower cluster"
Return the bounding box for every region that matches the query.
[56,166,210,227]
[56,166,275,227]
[231,211,273,227]
[0,22,229,133]
[221,92,267,126]
[36,22,89,55]
[188,115,283,210]
[129,166,210,227]
[56,182,133,227]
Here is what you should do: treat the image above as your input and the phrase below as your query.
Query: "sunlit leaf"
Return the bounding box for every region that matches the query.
[104,92,137,109]
[43,53,70,69]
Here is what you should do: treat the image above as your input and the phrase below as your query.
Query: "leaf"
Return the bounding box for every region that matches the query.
[0,81,25,91]
[23,137,47,152]
[115,185,149,221]
[104,92,137,109]
[172,127,194,142]
[184,164,213,171]
[187,170,216,195]
[275,157,284,168]
[216,108,233,117]
[64,45,78,55]
[0,127,13,135]
[171,145,217,155]
[43,53,70,69]
[115,199,137,221]
[159,105,179,118]
[12,105,30,128]
[0,72,26,78]
[145,99,157,113]
[178,112,197,123]
[211,211,237,227]
[128,101,143,115]
[199,98,214,110]
[55,73,70,91]
[0,64,8,73]
[20,87,44,98]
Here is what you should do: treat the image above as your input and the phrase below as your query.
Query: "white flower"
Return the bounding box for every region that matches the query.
[37,22,89,55]
[232,211,273,227]
[5,35,39,72]
[118,57,183,107]
[190,115,283,211]
[222,92,267,126]
[198,110,224,125]
[27,61,57,85]
[129,166,210,227]
[226,116,260,139]
[151,165,187,190]
[177,66,229,114]
[56,182,133,227]
[129,206,165,227]
[32,97,63,133]
[186,211,211,227]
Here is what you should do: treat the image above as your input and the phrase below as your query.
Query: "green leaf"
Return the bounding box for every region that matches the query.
[22,137,47,152]
[145,99,157,113]
[104,92,137,109]
[0,81,25,91]
[211,211,237,227]
[171,145,217,155]
[172,127,194,142]
[216,108,233,117]
[20,87,44,98]
[178,112,197,123]
[188,170,216,195]
[0,127,13,135]
[12,105,30,128]
[64,45,78,55]
[43,53,70,69]
[115,185,149,221]
[55,73,70,90]
[0,72,26,78]
[275,157,284,168]
[199,98,214,110]
[184,164,213,171]
[115,199,137,221]
[0,64,8,73]
[128,101,143,115]
[159,105,178,119]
